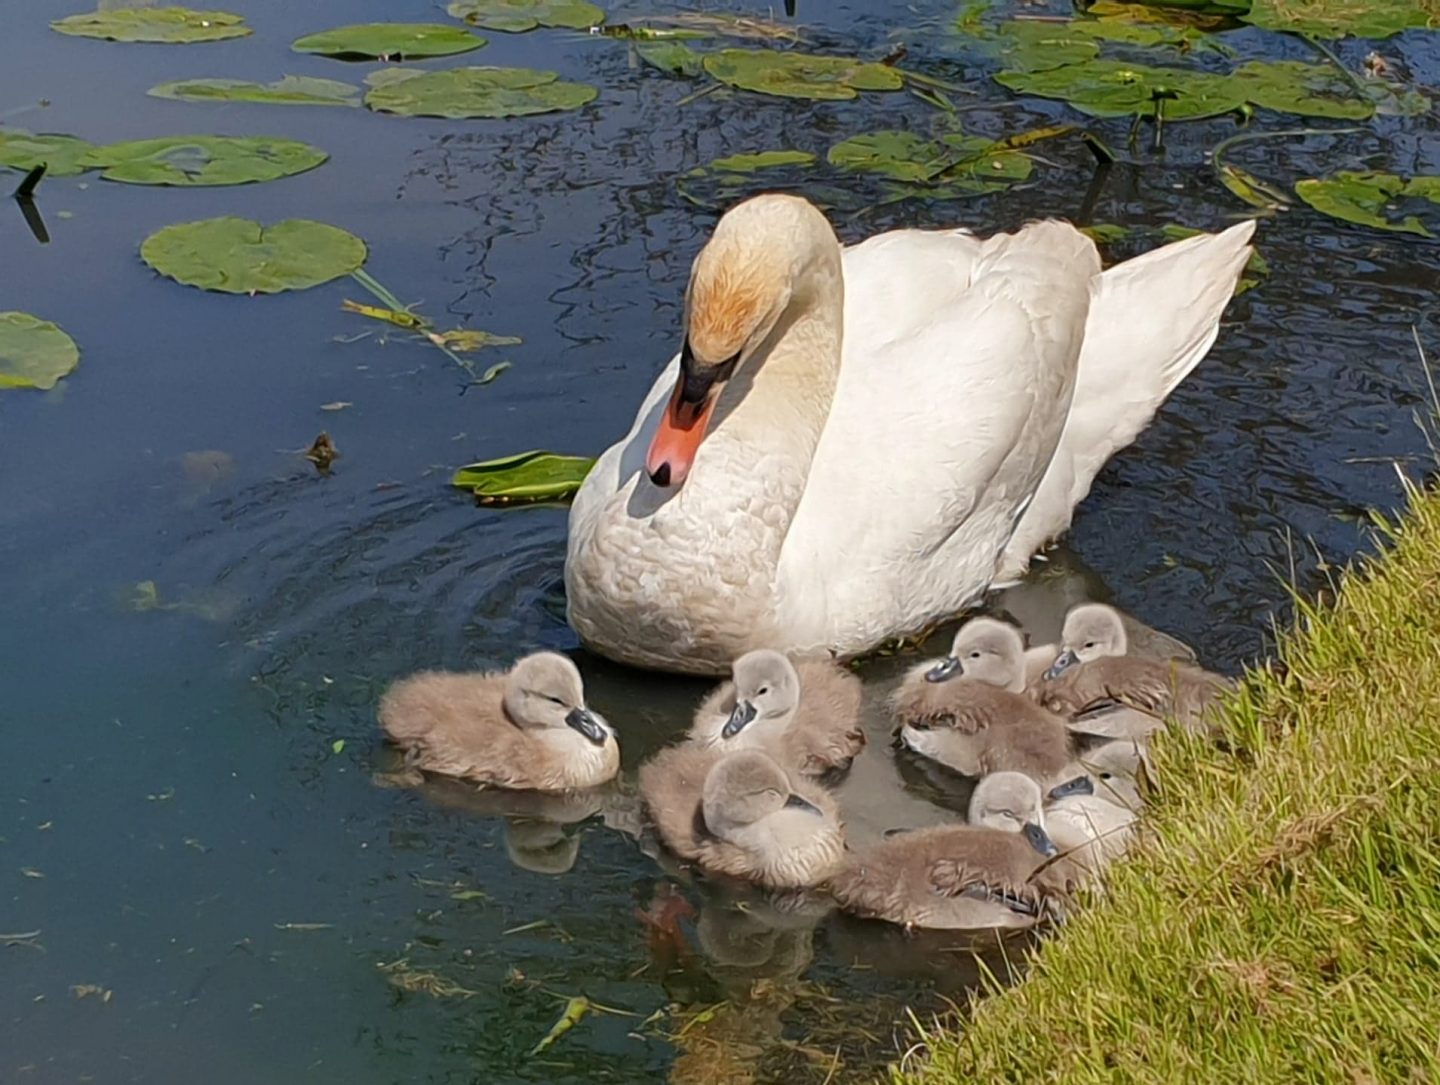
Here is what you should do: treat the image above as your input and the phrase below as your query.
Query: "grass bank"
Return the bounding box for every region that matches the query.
[895,478,1440,1085]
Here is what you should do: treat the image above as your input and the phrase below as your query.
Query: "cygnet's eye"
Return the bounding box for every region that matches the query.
[546,694,566,706]
[757,685,770,696]
[1100,772,1113,780]
[1084,641,1096,650]
[969,650,982,660]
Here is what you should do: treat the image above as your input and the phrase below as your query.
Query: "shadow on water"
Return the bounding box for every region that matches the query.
[3,0,1440,1079]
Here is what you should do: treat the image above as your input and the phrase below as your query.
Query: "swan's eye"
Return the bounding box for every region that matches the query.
[1085,641,1096,650]
[969,651,982,660]
[547,695,566,706]
[1100,772,1112,780]
[757,685,769,696]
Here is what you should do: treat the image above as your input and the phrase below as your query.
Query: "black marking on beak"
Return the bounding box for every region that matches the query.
[1044,648,1079,681]
[564,707,608,746]
[1023,822,1059,858]
[1048,775,1095,802]
[723,699,757,739]
[783,793,821,815]
[925,656,962,683]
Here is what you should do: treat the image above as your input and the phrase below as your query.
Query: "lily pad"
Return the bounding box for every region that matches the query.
[292,23,485,61]
[0,312,80,391]
[451,451,597,504]
[148,76,361,107]
[1293,171,1440,237]
[711,150,816,172]
[702,49,904,100]
[996,60,1245,120]
[0,130,99,176]
[828,130,1031,190]
[1231,60,1372,119]
[446,0,603,32]
[635,41,705,77]
[993,22,1101,72]
[363,67,596,119]
[1244,0,1440,38]
[50,7,251,43]
[141,217,368,293]
[85,136,328,185]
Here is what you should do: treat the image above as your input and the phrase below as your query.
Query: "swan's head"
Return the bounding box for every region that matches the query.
[702,749,820,840]
[1045,603,1129,679]
[646,194,838,489]
[723,649,801,739]
[969,771,1057,857]
[926,618,1026,691]
[502,652,611,746]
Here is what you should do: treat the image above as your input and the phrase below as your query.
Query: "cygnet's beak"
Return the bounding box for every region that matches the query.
[645,341,734,489]
[722,699,757,739]
[1023,822,1059,858]
[564,706,609,746]
[1048,775,1095,801]
[925,656,962,683]
[1043,648,1079,681]
[784,793,821,816]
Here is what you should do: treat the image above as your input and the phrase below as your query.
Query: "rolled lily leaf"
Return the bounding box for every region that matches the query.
[451,451,597,504]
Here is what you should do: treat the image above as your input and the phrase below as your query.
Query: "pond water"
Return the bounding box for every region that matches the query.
[4,0,1440,1080]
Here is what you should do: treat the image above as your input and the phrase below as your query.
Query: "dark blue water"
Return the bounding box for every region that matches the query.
[4,0,1439,1080]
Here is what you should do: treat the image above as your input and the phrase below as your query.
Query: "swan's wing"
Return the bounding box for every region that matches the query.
[1001,220,1256,573]
[780,221,1098,647]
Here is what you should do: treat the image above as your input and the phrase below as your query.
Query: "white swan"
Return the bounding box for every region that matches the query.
[567,195,1254,674]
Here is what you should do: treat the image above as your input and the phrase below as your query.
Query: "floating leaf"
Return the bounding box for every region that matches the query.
[828,130,1031,191]
[1244,0,1440,38]
[996,60,1245,120]
[711,150,816,172]
[529,996,592,1057]
[702,49,904,100]
[148,76,361,107]
[446,0,603,32]
[85,136,328,186]
[435,328,523,350]
[1294,171,1440,237]
[993,21,1101,72]
[293,23,485,60]
[363,67,596,118]
[331,739,346,754]
[141,217,368,293]
[1230,60,1372,119]
[51,7,251,43]
[1080,223,1133,243]
[635,40,704,77]
[342,299,428,330]
[0,311,80,391]
[0,130,99,177]
[451,450,596,504]
[476,361,511,384]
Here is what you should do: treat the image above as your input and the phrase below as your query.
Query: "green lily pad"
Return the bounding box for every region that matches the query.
[0,312,80,391]
[50,7,251,43]
[446,0,604,32]
[292,23,485,60]
[0,130,99,176]
[996,60,1245,120]
[85,136,328,186]
[1244,0,1440,38]
[993,22,1101,72]
[451,450,597,504]
[141,217,368,293]
[828,130,1031,190]
[702,49,904,100]
[635,40,705,77]
[1294,171,1440,237]
[363,67,596,118]
[1231,60,1372,119]
[148,76,361,107]
[710,150,816,172]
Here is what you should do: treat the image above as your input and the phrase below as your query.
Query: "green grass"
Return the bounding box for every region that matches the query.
[894,478,1440,1085]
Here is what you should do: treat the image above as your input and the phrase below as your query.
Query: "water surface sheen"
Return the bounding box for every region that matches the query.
[3,0,1438,1080]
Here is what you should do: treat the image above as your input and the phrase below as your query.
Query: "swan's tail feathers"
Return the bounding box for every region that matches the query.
[996,219,1257,577]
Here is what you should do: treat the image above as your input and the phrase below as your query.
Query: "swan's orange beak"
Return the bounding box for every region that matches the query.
[645,377,720,489]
